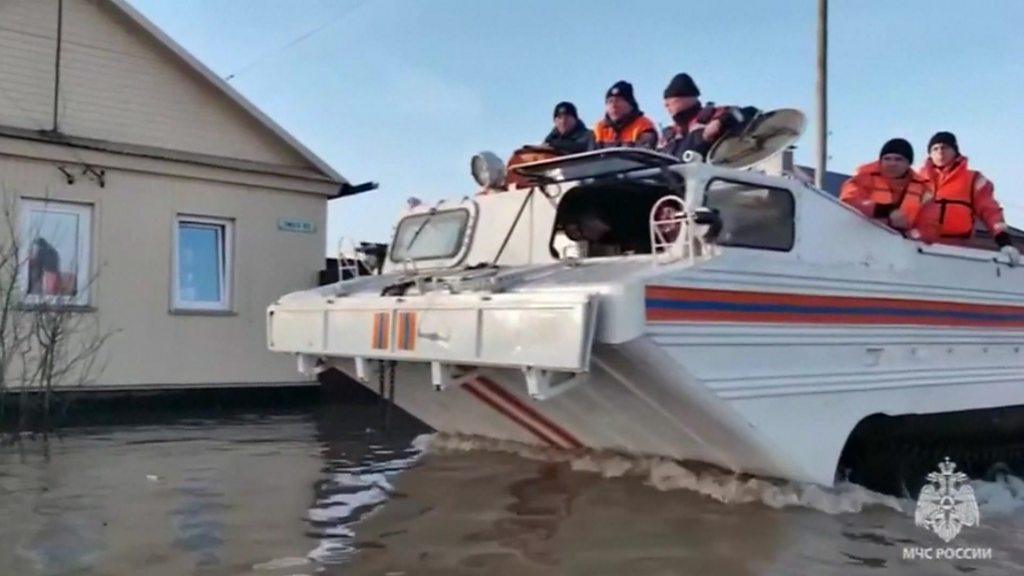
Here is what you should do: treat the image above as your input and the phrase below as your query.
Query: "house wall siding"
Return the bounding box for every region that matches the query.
[0,0,59,131]
[0,151,326,388]
[0,0,314,169]
[0,0,341,389]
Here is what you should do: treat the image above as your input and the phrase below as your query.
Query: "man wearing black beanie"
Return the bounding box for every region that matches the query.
[916,131,1018,263]
[840,138,931,233]
[657,72,754,159]
[543,101,595,155]
[593,80,658,150]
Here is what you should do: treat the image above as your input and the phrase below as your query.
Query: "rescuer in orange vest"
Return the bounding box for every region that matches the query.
[913,131,1019,264]
[593,81,658,150]
[839,138,931,232]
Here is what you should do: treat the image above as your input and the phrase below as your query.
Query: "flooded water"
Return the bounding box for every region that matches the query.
[2,400,1023,575]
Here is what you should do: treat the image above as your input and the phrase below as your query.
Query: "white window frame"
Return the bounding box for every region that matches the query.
[172,215,233,312]
[385,200,478,271]
[19,199,93,307]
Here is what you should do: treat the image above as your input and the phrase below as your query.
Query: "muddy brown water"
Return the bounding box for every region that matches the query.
[1,401,1022,575]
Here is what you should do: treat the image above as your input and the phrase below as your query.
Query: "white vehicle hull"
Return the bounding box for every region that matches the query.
[270,152,1024,486]
[272,258,1024,486]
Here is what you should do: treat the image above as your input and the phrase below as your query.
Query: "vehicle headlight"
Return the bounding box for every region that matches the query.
[471,151,506,189]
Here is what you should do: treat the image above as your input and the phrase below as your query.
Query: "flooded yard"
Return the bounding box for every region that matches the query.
[1,397,1022,575]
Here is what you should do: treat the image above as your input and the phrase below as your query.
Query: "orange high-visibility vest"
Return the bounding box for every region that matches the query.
[594,115,656,146]
[839,161,931,223]
[923,160,982,238]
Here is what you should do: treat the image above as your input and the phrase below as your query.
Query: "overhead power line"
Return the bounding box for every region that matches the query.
[224,0,371,82]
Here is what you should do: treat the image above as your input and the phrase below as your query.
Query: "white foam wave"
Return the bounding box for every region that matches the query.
[417,433,904,515]
[971,472,1024,515]
[252,556,310,571]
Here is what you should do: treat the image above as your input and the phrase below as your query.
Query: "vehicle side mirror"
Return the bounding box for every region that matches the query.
[693,207,722,241]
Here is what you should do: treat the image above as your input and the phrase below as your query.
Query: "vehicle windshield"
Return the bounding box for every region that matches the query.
[390,209,469,262]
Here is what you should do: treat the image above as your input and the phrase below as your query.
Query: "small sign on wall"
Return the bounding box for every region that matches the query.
[278,218,316,234]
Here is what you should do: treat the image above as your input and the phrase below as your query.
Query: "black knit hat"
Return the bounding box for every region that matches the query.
[664,73,700,98]
[928,131,959,155]
[879,138,914,164]
[605,80,638,110]
[553,101,578,119]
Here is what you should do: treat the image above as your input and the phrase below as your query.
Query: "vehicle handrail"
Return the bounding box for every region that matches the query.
[649,195,691,265]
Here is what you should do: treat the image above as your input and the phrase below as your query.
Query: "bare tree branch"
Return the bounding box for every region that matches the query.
[0,188,115,434]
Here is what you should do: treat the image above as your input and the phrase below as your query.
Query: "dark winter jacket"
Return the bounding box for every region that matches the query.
[544,121,596,155]
[658,103,754,159]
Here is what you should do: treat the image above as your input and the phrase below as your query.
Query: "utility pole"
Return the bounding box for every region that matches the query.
[815,0,827,189]
[52,0,64,133]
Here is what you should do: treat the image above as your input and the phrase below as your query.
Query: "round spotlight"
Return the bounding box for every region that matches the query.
[471,151,506,189]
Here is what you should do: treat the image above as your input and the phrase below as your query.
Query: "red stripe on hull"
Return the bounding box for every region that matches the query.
[462,380,563,448]
[646,286,1024,315]
[646,309,1024,327]
[476,376,585,449]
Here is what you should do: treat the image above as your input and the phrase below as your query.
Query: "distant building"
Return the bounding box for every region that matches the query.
[755,147,846,195]
[0,0,345,390]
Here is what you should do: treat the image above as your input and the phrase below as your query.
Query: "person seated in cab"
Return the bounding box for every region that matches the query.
[543,101,595,155]
[593,81,658,150]
[556,185,664,255]
[839,138,930,233]
[656,73,754,159]
[912,131,1020,264]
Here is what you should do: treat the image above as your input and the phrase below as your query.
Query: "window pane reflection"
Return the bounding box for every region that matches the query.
[27,210,80,297]
[178,224,222,303]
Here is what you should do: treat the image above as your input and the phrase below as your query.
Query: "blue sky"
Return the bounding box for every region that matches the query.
[129,0,1024,251]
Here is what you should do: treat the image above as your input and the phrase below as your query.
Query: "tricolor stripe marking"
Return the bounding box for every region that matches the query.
[371,312,390,349]
[397,312,417,351]
[646,286,1024,328]
[462,376,584,450]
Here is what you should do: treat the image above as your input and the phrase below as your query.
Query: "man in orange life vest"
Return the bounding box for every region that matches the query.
[593,81,658,150]
[914,131,1020,264]
[839,138,931,233]
[657,72,752,159]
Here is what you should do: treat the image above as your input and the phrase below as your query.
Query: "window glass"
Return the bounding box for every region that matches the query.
[390,209,469,262]
[703,179,795,251]
[175,217,231,310]
[21,200,91,305]
[178,224,222,303]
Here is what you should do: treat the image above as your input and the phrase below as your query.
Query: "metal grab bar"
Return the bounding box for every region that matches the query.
[917,244,1016,267]
[649,195,692,264]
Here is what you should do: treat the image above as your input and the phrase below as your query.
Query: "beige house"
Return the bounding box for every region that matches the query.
[0,0,345,389]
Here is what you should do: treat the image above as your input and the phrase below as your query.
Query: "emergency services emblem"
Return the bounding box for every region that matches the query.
[914,458,980,543]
